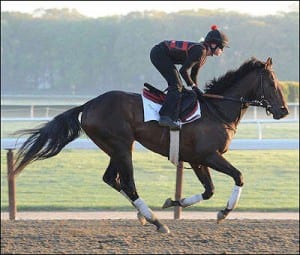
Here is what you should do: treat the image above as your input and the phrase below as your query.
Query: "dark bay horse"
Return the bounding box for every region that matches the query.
[13,57,288,233]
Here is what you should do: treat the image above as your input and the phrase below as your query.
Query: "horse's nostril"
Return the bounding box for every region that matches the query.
[282,107,289,115]
[280,107,289,117]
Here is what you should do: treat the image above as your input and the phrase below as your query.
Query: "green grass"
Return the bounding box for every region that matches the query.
[1,150,299,212]
[234,122,299,139]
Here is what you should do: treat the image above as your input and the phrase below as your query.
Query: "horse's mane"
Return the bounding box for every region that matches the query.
[204,57,265,94]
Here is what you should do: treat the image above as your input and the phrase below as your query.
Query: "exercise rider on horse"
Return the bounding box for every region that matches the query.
[150,25,229,130]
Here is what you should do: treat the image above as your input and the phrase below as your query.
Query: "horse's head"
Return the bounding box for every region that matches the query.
[255,57,289,119]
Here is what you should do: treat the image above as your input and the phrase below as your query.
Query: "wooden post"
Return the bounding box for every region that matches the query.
[7,149,16,220]
[30,105,34,118]
[46,107,49,118]
[174,161,183,219]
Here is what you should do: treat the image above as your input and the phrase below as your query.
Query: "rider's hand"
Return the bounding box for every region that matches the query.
[192,84,204,97]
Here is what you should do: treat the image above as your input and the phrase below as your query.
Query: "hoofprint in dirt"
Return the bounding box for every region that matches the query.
[1,219,299,254]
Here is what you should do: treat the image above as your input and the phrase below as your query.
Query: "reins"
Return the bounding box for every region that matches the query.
[203,69,273,115]
[203,93,268,108]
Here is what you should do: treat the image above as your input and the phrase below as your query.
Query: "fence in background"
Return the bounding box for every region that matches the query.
[1,118,298,142]
[1,103,299,120]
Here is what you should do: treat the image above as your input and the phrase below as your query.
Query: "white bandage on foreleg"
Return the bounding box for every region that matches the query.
[180,194,203,207]
[227,185,242,210]
[133,198,153,220]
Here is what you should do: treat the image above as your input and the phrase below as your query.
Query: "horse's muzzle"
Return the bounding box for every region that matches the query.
[271,106,289,120]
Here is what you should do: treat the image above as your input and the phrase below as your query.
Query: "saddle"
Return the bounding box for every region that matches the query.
[143,83,198,122]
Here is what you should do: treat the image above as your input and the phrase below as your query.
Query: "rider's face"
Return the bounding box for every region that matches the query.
[209,43,223,56]
[213,47,223,56]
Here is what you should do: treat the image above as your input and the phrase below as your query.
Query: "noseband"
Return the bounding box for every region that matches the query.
[254,71,272,115]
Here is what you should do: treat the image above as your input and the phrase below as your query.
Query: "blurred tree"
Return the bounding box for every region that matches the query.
[1,9,299,99]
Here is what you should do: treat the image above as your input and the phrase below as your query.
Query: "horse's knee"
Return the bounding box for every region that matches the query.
[102,172,113,185]
[103,170,120,190]
[234,171,244,187]
[202,187,214,200]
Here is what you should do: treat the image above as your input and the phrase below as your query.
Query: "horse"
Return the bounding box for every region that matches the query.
[13,57,289,233]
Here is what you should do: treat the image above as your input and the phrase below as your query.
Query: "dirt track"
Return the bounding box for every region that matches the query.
[1,217,299,254]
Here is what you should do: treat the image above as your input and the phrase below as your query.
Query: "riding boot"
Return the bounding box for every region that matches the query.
[159,88,181,130]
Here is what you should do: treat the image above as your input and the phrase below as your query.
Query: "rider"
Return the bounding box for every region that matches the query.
[150,25,229,130]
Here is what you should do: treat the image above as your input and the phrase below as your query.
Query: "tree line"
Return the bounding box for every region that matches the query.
[1,8,299,101]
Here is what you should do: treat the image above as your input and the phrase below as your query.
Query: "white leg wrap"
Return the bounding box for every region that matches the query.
[133,198,153,220]
[180,194,203,207]
[227,185,242,210]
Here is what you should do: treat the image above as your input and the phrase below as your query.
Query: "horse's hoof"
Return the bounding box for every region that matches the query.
[162,198,173,209]
[217,210,226,223]
[137,212,147,226]
[157,224,170,234]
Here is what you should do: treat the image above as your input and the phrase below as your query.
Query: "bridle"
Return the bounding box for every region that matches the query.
[256,71,272,115]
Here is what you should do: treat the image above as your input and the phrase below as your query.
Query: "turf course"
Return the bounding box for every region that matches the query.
[1,149,298,212]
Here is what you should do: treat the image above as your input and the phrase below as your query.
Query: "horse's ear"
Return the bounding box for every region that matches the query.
[265,57,273,68]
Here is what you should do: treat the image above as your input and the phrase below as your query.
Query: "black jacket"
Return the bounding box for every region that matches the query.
[162,40,208,86]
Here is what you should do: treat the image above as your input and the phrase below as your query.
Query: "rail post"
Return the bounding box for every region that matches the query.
[6,149,16,220]
[30,105,34,118]
[174,161,183,219]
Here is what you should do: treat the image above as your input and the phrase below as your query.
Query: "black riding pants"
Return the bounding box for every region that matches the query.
[150,43,183,90]
[150,43,183,120]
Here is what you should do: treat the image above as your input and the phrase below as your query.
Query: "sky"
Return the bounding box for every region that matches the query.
[1,1,299,18]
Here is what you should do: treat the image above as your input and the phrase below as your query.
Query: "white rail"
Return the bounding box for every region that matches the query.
[1,103,298,119]
[1,138,299,150]
[2,117,298,140]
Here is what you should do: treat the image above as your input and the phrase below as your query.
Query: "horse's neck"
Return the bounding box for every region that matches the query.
[225,72,258,101]
[203,98,244,133]
[211,73,257,126]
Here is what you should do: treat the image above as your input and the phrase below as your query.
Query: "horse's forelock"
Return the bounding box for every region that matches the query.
[205,57,265,94]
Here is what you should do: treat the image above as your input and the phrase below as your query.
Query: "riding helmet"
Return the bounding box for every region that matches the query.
[204,25,229,49]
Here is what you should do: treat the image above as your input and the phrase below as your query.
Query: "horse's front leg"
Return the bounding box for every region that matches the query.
[162,164,215,208]
[113,153,170,233]
[204,152,244,223]
[103,158,121,191]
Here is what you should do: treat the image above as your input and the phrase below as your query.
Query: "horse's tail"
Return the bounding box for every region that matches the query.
[13,105,84,176]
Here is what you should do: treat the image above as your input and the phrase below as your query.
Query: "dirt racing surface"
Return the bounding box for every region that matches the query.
[1,219,299,254]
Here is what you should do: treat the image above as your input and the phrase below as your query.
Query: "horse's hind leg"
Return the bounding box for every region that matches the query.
[163,164,215,208]
[103,158,121,192]
[111,150,170,233]
[83,123,169,232]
